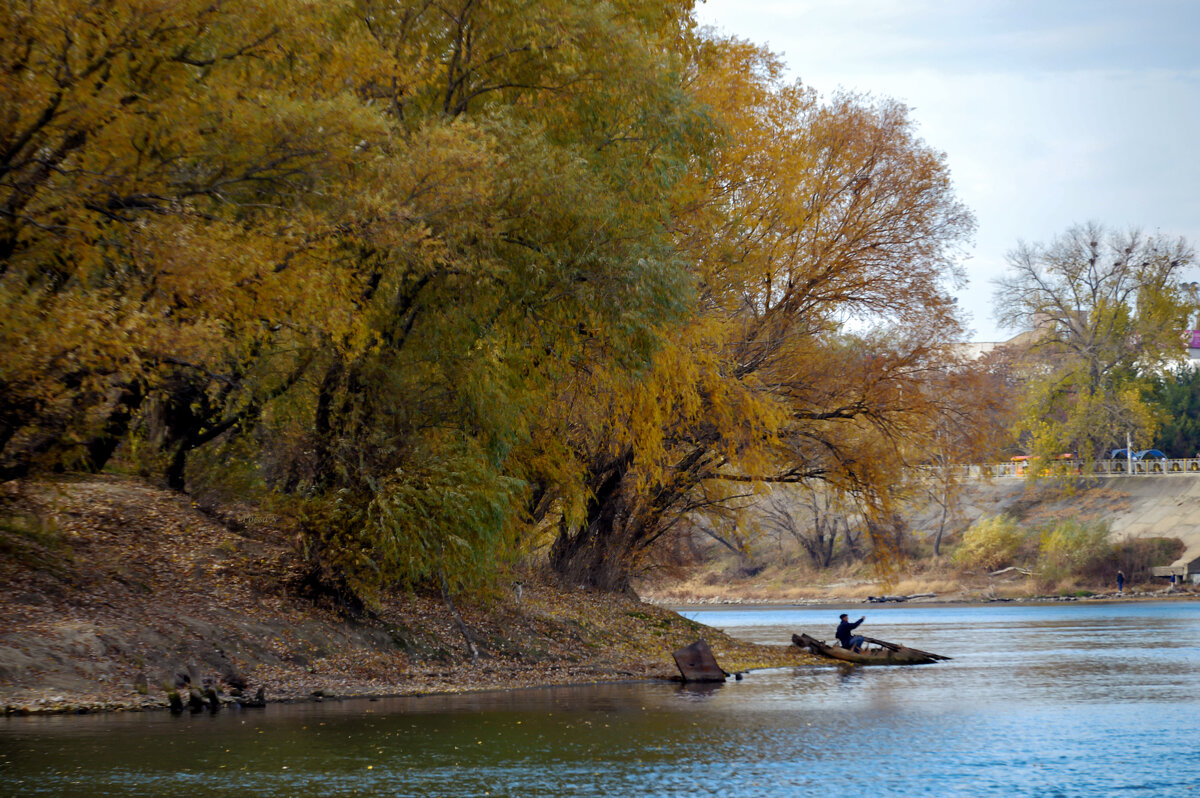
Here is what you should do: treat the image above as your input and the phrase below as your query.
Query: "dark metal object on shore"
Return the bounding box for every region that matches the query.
[793,633,950,665]
[672,639,727,682]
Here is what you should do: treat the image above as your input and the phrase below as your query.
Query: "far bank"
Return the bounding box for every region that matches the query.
[635,473,1199,607]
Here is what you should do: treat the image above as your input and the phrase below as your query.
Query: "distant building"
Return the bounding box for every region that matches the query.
[951,327,1045,362]
[957,327,1200,369]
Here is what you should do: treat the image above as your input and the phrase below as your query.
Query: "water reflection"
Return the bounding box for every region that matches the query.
[675,681,725,701]
[3,601,1199,797]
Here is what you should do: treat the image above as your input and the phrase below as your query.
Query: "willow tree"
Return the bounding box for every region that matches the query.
[0,0,713,601]
[545,38,976,591]
[995,223,1196,466]
[288,0,706,594]
[0,0,390,482]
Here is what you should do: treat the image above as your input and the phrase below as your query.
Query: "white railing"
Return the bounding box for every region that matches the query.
[968,458,1200,479]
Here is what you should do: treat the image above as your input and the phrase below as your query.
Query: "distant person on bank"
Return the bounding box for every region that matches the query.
[836,614,866,652]
[1117,570,1125,595]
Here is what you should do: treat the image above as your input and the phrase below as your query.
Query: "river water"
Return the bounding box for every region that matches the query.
[2,601,1198,797]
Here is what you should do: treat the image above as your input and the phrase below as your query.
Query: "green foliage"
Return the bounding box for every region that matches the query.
[298,435,525,605]
[1152,365,1200,457]
[951,514,1029,571]
[1036,518,1113,581]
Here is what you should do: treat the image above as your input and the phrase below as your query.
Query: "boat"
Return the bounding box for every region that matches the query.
[792,633,950,665]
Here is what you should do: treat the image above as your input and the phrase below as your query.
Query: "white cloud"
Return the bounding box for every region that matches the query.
[695,0,1200,339]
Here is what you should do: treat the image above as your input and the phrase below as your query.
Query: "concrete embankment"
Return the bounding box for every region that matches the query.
[958,474,1200,575]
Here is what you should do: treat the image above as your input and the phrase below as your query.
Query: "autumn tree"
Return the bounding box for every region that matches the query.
[544,38,976,591]
[908,357,1019,556]
[1,0,713,602]
[994,223,1196,466]
[0,0,387,483]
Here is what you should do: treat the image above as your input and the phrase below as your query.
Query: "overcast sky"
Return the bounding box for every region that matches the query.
[695,0,1200,341]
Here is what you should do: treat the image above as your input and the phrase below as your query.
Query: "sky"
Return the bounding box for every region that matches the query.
[694,0,1200,342]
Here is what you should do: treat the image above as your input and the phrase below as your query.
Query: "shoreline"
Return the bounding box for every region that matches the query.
[9,592,1195,718]
[648,589,1198,609]
[0,629,811,718]
[0,605,809,718]
[3,475,1194,718]
[0,668,680,719]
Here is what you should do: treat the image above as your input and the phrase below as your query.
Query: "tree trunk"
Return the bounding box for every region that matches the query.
[932,500,948,557]
[81,381,145,472]
[821,518,837,568]
[548,505,638,593]
[548,453,640,593]
[166,444,188,491]
[311,358,344,489]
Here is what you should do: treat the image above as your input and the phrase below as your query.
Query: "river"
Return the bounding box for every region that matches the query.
[2,601,1198,797]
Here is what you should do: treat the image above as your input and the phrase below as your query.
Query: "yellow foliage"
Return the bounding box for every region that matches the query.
[2,3,979,597]
[952,515,1029,571]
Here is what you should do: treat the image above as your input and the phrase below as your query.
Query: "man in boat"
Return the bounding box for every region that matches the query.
[836,614,866,652]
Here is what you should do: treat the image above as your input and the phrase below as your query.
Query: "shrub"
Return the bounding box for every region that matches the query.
[1037,518,1113,581]
[951,514,1029,571]
[1115,537,1186,582]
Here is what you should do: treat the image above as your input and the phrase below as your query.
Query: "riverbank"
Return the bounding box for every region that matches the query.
[0,476,813,716]
[639,578,1198,606]
[647,592,1198,608]
[636,560,1197,607]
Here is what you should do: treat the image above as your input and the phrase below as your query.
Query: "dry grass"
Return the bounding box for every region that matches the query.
[640,558,968,603]
[638,548,1187,605]
[643,559,876,603]
[886,577,964,596]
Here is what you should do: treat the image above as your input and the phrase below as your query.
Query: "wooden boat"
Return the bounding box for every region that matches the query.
[792,633,950,665]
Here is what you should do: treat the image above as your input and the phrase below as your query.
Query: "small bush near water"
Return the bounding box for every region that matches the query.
[1037,518,1113,583]
[1114,537,1185,582]
[1035,523,1182,588]
[951,511,1183,591]
[951,514,1030,571]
